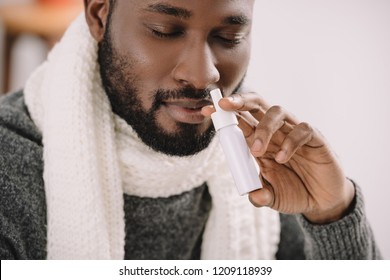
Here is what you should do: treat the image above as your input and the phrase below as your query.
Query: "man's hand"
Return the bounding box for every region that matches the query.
[202,91,355,224]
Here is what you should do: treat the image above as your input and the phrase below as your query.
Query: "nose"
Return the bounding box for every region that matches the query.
[172,40,220,90]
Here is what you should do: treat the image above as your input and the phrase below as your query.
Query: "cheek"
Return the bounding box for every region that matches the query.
[216,45,251,94]
[114,40,174,110]
[117,35,176,83]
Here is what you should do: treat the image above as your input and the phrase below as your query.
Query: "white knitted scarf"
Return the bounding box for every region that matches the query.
[24,15,280,260]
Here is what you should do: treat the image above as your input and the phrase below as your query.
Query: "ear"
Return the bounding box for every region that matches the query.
[84,0,110,42]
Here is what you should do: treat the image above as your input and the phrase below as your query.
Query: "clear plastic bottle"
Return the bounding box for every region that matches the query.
[210,88,262,195]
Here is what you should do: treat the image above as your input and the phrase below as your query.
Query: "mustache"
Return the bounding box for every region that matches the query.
[156,87,211,101]
[150,87,212,112]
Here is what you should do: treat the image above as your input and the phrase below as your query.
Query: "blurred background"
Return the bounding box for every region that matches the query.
[0,0,82,93]
[1,0,389,259]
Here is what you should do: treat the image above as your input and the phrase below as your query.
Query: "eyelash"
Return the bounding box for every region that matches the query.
[217,36,243,46]
[150,28,244,47]
[151,29,183,39]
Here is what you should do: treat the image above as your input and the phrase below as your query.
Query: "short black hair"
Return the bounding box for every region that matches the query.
[109,0,116,12]
[106,0,116,30]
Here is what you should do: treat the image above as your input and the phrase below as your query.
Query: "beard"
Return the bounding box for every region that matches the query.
[98,29,217,156]
[98,10,245,156]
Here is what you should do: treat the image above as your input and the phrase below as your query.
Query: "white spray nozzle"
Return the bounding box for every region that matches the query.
[210,89,238,131]
[210,88,223,111]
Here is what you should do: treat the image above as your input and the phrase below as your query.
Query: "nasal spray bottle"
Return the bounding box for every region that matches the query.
[210,88,262,195]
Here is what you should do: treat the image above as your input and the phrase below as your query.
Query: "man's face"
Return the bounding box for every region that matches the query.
[98,0,254,156]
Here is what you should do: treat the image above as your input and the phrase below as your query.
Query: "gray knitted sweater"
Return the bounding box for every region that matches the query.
[0,91,381,260]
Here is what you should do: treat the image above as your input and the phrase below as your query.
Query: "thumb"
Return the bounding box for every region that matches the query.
[248,184,274,208]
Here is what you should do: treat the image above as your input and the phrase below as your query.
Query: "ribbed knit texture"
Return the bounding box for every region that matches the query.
[297,185,376,259]
[24,16,124,259]
[23,14,280,259]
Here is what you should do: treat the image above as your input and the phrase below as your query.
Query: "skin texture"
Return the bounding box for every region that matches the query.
[88,0,252,156]
[84,0,355,224]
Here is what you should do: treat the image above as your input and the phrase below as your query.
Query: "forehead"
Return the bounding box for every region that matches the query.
[112,0,255,23]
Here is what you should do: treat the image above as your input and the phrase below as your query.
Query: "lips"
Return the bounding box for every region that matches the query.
[162,98,213,124]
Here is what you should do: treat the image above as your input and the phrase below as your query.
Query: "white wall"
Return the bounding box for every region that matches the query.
[247,0,390,259]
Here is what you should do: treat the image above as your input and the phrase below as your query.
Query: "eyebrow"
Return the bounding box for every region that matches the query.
[222,15,251,26]
[145,3,192,19]
[145,3,251,26]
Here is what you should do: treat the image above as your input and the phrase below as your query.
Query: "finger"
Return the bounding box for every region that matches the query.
[202,101,260,139]
[251,105,291,157]
[235,114,255,138]
[201,105,215,117]
[275,122,313,163]
[248,184,274,208]
[219,92,270,118]
[235,111,259,137]
[275,123,325,163]
[201,104,257,139]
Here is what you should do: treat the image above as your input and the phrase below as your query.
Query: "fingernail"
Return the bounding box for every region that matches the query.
[251,139,262,153]
[227,96,236,103]
[276,150,287,163]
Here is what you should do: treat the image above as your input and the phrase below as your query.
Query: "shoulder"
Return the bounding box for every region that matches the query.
[0,90,42,143]
[0,91,46,259]
[0,90,43,190]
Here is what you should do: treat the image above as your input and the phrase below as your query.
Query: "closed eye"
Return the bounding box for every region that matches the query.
[218,36,242,45]
[145,23,185,39]
[215,33,247,47]
[151,28,184,39]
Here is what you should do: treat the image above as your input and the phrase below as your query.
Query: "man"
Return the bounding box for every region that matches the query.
[0,0,381,259]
